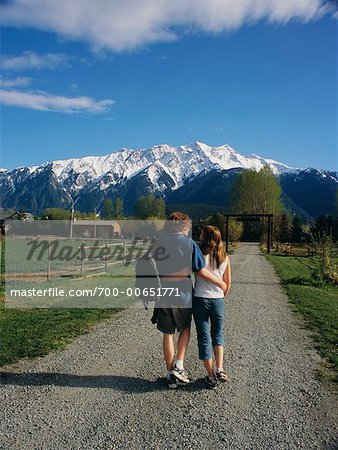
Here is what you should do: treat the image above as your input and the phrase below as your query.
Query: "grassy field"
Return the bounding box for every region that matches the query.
[265,253,338,382]
[0,237,140,366]
[0,265,138,366]
[4,237,143,277]
[0,233,177,367]
[0,302,119,367]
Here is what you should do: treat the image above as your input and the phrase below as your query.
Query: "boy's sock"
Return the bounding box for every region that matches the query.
[216,367,224,373]
[174,359,184,370]
[166,370,172,379]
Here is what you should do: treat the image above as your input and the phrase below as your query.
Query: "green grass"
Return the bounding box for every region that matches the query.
[265,254,338,382]
[0,235,153,366]
[0,269,134,366]
[0,302,120,366]
[0,257,137,366]
[0,235,148,366]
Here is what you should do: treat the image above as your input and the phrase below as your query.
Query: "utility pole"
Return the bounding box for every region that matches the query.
[63,188,75,238]
[94,208,97,238]
[70,198,75,239]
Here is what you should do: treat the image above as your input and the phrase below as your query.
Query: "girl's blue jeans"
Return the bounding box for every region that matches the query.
[192,296,225,360]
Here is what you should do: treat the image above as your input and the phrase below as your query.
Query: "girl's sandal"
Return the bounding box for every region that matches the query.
[204,375,218,389]
[216,370,229,383]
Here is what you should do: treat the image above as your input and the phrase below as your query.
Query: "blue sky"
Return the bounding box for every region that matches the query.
[0,0,337,171]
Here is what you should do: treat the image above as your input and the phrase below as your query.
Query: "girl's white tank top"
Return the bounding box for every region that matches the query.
[194,253,228,299]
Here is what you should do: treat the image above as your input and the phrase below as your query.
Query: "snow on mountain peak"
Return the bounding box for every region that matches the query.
[1,142,299,197]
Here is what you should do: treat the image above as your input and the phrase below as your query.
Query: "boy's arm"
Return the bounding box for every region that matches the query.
[198,268,227,294]
[223,257,231,296]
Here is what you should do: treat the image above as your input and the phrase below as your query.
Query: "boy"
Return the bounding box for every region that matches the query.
[153,212,227,388]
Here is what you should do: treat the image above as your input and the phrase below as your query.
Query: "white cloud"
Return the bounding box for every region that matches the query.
[0,89,114,114]
[1,51,70,71]
[0,76,32,88]
[0,0,332,53]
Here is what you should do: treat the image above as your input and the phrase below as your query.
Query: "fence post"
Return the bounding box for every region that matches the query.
[47,240,51,279]
[122,240,126,265]
[80,241,85,275]
[105,241,108,272]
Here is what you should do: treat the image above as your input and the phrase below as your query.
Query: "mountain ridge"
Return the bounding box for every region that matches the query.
[0,141,336,218]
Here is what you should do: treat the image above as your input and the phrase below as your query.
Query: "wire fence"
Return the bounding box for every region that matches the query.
[3,237,151,281]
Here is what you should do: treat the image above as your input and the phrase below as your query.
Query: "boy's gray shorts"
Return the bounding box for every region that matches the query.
[156,307,192,334]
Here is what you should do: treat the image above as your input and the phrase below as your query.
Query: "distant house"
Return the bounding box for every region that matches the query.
[71,220,121,239]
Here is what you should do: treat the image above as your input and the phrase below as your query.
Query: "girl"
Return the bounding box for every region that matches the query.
[193,225,231,388]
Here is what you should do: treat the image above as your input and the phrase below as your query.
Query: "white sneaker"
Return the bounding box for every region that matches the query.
[171,365,190,384]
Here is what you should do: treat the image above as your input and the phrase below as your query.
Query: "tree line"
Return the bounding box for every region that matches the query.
[40,194,166,221]
[34,166,337,243]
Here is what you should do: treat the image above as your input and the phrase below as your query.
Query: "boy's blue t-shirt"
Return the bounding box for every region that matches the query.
[152,232,205,307]
[153,232,205,275]
[190,238,206,273]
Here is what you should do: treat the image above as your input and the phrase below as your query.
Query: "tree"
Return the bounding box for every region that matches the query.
[230,166,283,215]
[113,198,124,219]
[311,232,338,284]
[102,199,113,219]
[290,215,303,243]
[228,219,244,242]
[134,195,166,219]
[310,215,338,241]
[278,212,292,243]
[41,208,99,220]
[207,213,226,237]
[78,211,97,220]
[230,166,283,242]
[134,196,149,219]
[41,208,70,220]
[153,197,166,219]
[207,213,243,242]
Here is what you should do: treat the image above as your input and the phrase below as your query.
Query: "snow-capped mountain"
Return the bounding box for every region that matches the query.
[0,141,297,193]
[0,141,336,217]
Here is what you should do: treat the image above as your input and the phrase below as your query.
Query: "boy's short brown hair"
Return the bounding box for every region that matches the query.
[168,212,190,222]
[166,211,191,233]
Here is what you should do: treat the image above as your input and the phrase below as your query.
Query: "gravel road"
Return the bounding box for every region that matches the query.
[0,243,337,450]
